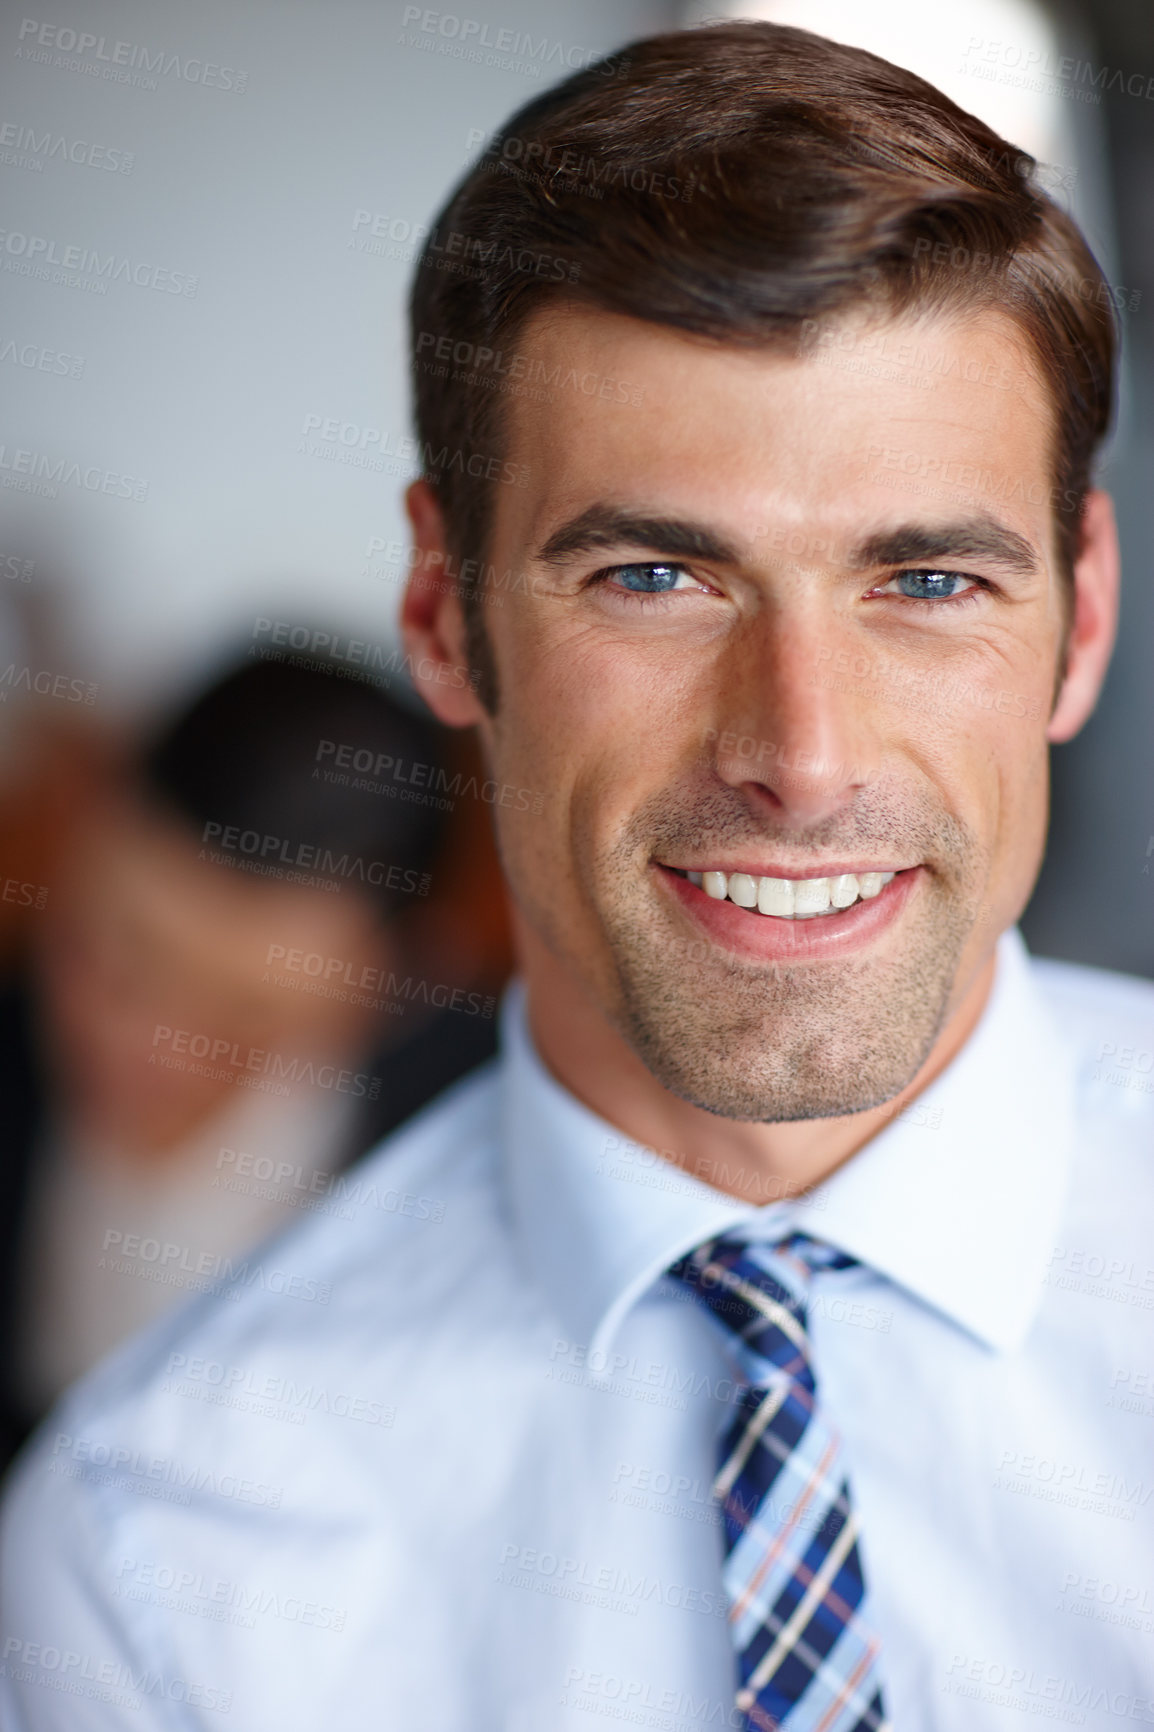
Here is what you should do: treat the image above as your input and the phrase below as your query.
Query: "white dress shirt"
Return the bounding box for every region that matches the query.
[2,928,1153,1730]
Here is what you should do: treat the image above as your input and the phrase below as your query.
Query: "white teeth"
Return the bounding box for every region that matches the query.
[757,876,795,918]
[793,877,831,916]
[690,867,898,919]
[830,873,859,908]
[728,872,758,908]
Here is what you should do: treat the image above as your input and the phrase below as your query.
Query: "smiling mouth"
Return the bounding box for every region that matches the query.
[665,866,900,920]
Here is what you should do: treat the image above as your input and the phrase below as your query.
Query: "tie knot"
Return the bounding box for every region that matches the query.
[667,1231,859,1387]
[672,1229,857,1296]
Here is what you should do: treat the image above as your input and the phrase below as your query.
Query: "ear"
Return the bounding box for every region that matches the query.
[1046,489,1120,744]
[400,480,487,728]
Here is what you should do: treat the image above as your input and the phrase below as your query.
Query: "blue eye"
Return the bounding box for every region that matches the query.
[613,564,685,593]
[892,570,972,600]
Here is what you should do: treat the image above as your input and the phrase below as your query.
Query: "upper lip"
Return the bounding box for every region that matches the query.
[658,861,913,879]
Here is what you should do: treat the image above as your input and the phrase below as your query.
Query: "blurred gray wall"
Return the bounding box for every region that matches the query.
[1019,0,1154,979]
[0,0,673,713]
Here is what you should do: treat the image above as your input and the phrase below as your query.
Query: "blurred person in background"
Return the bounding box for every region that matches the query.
[0,651,509,1466]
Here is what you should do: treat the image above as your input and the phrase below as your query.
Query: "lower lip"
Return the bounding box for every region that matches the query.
[656,865,920,963]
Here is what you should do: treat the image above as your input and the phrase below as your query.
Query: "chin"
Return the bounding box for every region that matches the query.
[626,1015,940,1124]
[604,897,964,1125]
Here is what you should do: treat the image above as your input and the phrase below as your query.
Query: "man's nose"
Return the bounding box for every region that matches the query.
[711,611,881,826]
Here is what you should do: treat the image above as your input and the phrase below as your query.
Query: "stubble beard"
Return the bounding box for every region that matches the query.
[584,780,983,1123]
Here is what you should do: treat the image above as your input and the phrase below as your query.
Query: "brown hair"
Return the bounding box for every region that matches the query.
[409,20,1117,706]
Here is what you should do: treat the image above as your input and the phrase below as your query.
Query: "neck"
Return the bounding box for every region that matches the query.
[519,930,998,1202]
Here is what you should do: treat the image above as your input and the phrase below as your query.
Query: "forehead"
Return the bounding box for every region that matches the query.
[496,302,1057,564]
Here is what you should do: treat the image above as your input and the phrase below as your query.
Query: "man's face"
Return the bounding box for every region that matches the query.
[417,305,1093,1122]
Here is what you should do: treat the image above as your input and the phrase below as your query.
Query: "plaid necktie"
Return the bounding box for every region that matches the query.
[668,1232,889,1732]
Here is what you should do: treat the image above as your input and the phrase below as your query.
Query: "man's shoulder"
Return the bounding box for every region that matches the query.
[29,1057,519,1455]
[0,1052,567,1701]
[1027,949,1154,1150]
[1028,949,1154,1055]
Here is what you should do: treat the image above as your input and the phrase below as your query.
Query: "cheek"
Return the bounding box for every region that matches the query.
[486,656,671,895]
[994,725,1051,853]
[957,709,1051,913]
[492,632,630,798]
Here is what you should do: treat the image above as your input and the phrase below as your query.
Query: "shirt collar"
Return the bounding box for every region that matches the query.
[499,927,1075,1364]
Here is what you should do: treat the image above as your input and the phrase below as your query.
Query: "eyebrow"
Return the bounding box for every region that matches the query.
[534,506,741,569]
[532,503,1041,578]
[849,518,1040,576]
